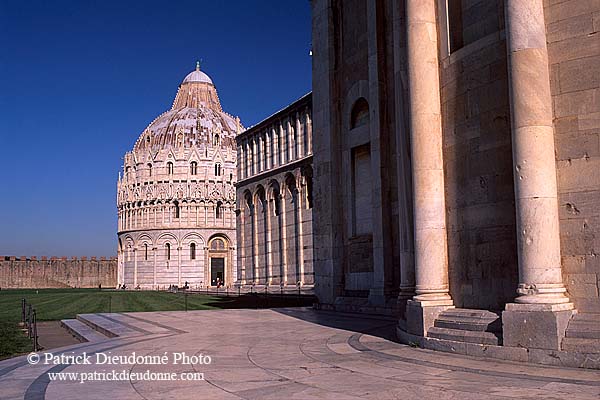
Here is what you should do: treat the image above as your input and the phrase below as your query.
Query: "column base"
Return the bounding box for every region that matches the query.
[368,287,387,306]
[397,285,415,301]
[405,299,454,336]
[502,302,574,350]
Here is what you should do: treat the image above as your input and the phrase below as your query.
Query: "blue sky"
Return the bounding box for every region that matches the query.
[0,0,312,257]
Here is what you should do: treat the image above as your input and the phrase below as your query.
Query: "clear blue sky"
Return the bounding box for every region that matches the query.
[0,0,311,257]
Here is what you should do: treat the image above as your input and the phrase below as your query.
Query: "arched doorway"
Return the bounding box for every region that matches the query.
[207,236,230,287]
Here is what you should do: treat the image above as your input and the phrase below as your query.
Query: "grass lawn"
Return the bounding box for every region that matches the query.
[0,288,314,359]
[0,289,231,322]
[0,321,33,359]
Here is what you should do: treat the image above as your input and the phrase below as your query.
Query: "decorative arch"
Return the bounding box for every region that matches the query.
[254,185,267,212]
[206,233,233,287]
[343,79,370,132]
[350,97,369,129]
[181,232,205,246]
[301,165,314,209]
[284,173,298,199]
[156,232,178,246]
[208,233,231,247]
[268,180,282,216]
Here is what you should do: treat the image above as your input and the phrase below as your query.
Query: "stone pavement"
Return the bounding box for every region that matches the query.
[1,308,599,400]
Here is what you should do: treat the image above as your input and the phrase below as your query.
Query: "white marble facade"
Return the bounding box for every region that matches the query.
[117,63,239,289]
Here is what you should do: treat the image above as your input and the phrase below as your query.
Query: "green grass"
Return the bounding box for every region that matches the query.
[0,321,33,359]
[0,289,227,322]
[0,288,315,322]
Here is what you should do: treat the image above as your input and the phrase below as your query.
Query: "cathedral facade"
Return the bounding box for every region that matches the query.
[117,63,239,289]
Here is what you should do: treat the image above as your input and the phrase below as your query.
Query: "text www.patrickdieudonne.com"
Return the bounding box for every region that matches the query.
[48,370,205,383]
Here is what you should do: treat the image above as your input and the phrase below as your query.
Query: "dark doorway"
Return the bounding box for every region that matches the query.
[211,257,225,286]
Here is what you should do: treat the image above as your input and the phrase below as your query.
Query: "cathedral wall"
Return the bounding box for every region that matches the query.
[0,256,117,289]
[439,0,518,310]
[312,0,402,306]
[236,94,314,287]
[314,0,600,315]
[546,0,600,313]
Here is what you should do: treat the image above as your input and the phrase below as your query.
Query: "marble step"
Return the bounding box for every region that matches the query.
[571,313,600,323]
[562,337,600,354]
[76,314,139,338]
[565,313,600,339]
[97,313,171,335]
[441,308,502,320]
[427,326,500,345]
[61,319,110,343]
[435,309,502,332]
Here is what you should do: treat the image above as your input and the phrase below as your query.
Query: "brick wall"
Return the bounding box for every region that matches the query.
[0,256,117,289]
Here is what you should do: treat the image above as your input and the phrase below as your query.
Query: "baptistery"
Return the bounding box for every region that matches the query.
[117,63,240,289]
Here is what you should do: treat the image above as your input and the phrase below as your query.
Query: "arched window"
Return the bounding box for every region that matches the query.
[216,201,222,219]
[147,163,152,177]
[166,243,171,260]
[190,243,196,260]
[213,134,220,146]
[144,243,148,260]
[174,201,180,219]
[167,162,174,175]
[350,98,370,129]
[214,163,221,176]
[190,161,197,175]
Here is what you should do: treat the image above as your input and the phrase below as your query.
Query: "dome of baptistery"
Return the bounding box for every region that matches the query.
[116,62,241,290]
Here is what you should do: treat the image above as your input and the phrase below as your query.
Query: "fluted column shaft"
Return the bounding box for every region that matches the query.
[505,0,570,305]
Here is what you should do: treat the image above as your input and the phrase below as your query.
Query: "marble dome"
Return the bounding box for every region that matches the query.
[116,63,241,290]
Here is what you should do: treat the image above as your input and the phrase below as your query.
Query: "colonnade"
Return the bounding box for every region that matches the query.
[237,172,313,287]
[238,104,312,181]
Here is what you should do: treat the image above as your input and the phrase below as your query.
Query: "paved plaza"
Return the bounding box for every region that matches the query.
[1,308,599,399]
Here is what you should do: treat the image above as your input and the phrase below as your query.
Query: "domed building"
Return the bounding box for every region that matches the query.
[117,63,240,289]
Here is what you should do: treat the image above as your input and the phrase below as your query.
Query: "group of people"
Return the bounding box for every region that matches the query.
[115,280,223,291]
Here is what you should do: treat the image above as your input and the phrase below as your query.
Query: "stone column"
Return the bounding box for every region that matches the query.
[266,130,272,170]
[297,183,305,284]
[266,197,273,284]
[305,112,312,155]
[295,114,302,159]
[259,133,265,172]
[177,246,181,286]
[286,119,292,162]
[133,248,138,288]
[237,139,243,180]
[273,127,279,168]
[502,0,573,350]
[153,247,157,289]
[392,0,415,304]
[404,0,453,337]
[253,136,258,175]
[280,190,288,285]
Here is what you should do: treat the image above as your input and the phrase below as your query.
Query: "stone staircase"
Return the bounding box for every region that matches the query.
[562,312,600,353]
[427,308,502,345]
[61,312,172,342]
